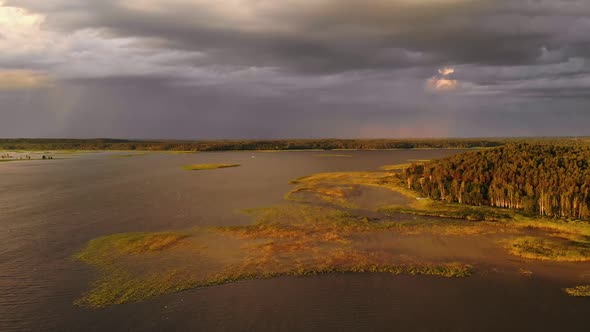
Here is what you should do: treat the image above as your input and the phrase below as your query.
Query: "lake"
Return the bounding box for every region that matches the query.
[1,149,589,331]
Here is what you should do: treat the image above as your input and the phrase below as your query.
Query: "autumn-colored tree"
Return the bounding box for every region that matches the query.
[404,144,590,220]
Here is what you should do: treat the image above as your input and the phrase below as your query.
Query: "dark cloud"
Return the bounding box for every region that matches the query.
[6,1,588,72]
[2,77,588,139]
[1,0,590,138]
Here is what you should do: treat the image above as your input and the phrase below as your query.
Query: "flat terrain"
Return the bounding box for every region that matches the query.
[1,149,590,331]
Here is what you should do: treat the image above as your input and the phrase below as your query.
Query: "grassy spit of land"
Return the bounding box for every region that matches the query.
[74,203,474,307]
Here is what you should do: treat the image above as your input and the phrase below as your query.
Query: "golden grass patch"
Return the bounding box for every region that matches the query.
[75,232,187,263]
[507,236,590,262]
[74,203,477,307]
[564,285,590,297]
[285,171,409,209]
[380,163,413,171]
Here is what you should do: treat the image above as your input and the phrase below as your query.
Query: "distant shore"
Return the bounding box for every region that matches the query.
[1,137,587,152]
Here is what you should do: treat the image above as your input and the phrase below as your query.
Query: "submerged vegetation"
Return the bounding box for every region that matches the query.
[182,164,241,171]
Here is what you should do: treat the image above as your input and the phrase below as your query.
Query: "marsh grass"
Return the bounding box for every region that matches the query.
[508,218,590,238]
[507,236,590,262]
[380,219,503,236]
[75,232,187,263]
[287,168,590,259]
[182,163,241,171]
[288,172,395,189]
[382,188,590,260]
[286,184,360,208]
[75,164,590,308]
[564,285,590,297]
[76,258,472,308]
[286,171,406,209]
[380,164,411,171]
[75,268,196,307]
[221,204,373,240]
[286,169,513,222]
[74,203,475,307]
[76,247,473,308]
[380,203,513,222]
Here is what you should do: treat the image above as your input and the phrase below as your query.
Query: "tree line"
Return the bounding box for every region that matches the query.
[403,143,590,220]
[0,138,506,151]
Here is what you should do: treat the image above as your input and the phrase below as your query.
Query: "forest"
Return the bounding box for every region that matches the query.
[0,138,507,151]
[403,143,590,220]
[2,137,590,152]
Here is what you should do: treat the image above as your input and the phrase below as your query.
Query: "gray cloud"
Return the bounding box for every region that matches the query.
[8,1,590,73]
[1,0,590,138]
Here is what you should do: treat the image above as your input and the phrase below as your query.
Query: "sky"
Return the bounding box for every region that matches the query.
[1,0,590,139]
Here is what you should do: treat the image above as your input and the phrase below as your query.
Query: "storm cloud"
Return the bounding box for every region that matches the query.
[1,0,590,138]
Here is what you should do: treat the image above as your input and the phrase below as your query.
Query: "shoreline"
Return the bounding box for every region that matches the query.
[0,147,483,154]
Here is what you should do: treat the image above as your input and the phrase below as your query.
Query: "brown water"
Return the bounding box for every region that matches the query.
[1,150,589,331]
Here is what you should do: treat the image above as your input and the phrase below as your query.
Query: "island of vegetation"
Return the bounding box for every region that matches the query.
[182,164,241,171]
[72,142,590,307]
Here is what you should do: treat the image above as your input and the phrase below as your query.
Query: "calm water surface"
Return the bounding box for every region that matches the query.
[1,150,589,331]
